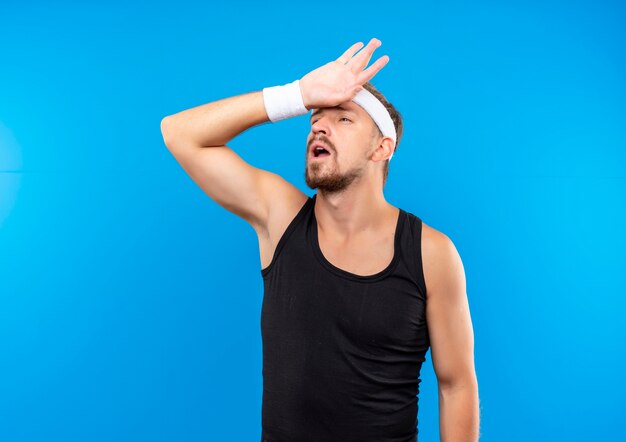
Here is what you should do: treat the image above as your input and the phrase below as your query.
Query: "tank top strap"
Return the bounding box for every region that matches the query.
[401,210,428,300]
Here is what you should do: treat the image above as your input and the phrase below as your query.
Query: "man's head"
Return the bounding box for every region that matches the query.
[304,81,403,193]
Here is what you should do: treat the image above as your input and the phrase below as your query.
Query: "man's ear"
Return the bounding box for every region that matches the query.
[372,137,395,162]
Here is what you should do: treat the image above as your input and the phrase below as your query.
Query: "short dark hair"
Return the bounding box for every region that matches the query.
[361,82,403,188]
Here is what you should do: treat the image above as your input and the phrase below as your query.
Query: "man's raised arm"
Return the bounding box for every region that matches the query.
[160,90,289,232]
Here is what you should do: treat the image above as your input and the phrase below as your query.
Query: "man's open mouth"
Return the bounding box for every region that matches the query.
[313,146,331,158]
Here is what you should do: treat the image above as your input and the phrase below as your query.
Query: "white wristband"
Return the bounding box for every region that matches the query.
[262,79,309,122]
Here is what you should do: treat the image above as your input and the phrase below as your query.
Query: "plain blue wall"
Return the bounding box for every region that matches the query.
[1,1,625,440]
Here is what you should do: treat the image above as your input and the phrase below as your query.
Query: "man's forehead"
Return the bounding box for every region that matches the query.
[310,101,362,118]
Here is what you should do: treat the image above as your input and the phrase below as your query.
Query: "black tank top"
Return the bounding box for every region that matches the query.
[260,193,430,442]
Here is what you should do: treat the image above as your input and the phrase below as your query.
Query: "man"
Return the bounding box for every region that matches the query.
[161,38,479,442]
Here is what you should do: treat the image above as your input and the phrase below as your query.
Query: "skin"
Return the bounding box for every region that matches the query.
[160,38,480,440]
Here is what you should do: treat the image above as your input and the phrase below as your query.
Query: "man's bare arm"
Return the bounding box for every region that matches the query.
[160,90,295,232]
[423,227,480,441]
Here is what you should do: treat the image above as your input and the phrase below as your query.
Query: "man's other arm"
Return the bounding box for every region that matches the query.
[423,227,480,441]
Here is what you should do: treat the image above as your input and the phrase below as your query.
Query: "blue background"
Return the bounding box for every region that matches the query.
[1,0,625,440]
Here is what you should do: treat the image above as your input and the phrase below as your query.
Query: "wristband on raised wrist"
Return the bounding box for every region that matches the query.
[262,79,309,122]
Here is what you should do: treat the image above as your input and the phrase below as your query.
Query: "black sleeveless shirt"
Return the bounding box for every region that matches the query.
[260,193,430,442]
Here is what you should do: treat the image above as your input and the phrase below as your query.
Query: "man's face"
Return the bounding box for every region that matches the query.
[304,100,378,193]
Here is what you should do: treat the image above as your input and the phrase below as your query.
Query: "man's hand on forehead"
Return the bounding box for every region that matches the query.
[299,38,390,111]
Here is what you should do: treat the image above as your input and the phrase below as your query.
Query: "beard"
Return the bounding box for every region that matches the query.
[304,156,365,194]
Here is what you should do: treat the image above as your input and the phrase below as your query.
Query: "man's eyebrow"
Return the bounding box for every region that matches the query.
[310,105,355,119]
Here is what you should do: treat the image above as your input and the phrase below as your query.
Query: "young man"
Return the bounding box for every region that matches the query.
[161,38,479,442]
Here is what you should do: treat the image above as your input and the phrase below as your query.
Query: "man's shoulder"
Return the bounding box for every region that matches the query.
[419,221,464,298]
[403,212,452,252]
[421,221,453,252]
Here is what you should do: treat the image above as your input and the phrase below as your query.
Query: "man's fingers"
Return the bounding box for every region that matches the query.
[335,38,389,87]
[348,38,381,73]
[357,55,390,84]
[336,41,364,64]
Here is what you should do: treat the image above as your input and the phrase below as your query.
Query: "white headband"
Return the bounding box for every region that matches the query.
[310,88,397,161]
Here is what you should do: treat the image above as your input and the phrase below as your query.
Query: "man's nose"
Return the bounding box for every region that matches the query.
[311,119,330,135]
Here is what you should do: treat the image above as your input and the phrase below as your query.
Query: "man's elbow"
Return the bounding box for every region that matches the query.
[438,372,479,395]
